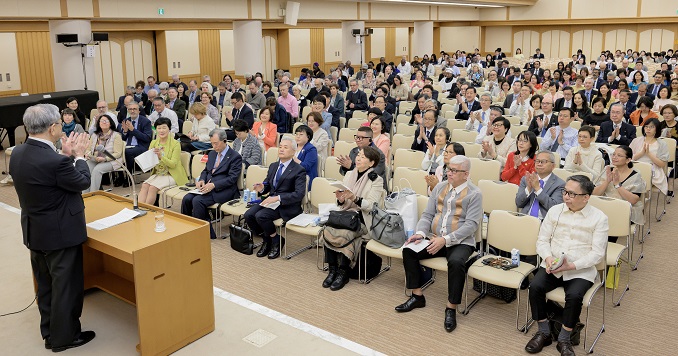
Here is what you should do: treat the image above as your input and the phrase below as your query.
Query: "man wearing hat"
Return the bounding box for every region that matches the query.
[440,68,457,96]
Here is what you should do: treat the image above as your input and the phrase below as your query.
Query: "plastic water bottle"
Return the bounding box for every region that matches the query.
[250,191,257,202]
[243,189,250,203]
[511,248,520,266]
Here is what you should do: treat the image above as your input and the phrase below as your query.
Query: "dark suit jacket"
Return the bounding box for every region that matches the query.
[532,68,544,79]
[646,84,667,97]
[330,95,345,118]
[167,98,187,122]
[503,93,518,109]
[507,75,524,84]
[497,67,510,78]
[554,98,573,112]
[596,121,637,146]
[533,54,545,59]
[629,92,656,105]
[116,95,128,112]
[198,148,242,203]
[119,115,153,150]
[261,160,307,221]
[411,126,438,152]
[516,173,565,218]
[296,142,318,189]
[618,101,637,120]
[375,62,388,74]
[10,139,91,250]
[578,89,599,104]
[528,113,559,137]
[307,86,329,102]
[455,100,481,121]
[346,90,368,111]
[229,105,255,129]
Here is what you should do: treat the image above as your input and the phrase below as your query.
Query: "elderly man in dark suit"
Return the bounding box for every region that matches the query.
[247,137,307,259]
[11,104,96,352]
[454,86,481,121]
[182,129,242,240]
[516,150,565,219]
[167,87,187,126]
[596,104,637,145]
[345,79,368,120]
[411,110,439,152]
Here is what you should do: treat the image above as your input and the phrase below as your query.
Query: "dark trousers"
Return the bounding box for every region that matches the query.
[30,245,84,347]
[181,193,218,239]
[124,145,147,171]
[529,267,593,329]
[244,204,281,241]
[402,243,474,305]
[325,249,350,269]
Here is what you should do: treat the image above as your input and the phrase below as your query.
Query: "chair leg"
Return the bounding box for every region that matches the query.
[363,256,392,284]
[460,274,486,315]
[583,284,606,353]
[654,190,666,222]
[631,226,645,270]
[283,230,317,260]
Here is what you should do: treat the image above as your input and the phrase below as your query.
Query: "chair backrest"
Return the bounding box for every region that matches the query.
[301,105,311,121]
[89,108,98,121]
[348,118,368,129]
[339,117,346,129]
[338,128,358,142]
[487,210,541,255]
[245,165,269,189]
[636,126,643,138]
[309,177,339,208]
[265,147,279,167]
[180,151,191,180]
[478,180,519,213]
[182,120,193,135]
[468,158,501,185]
[552,168,592,182]
[504,115,521,126]
[632,161,652,194]
[569,120,582,130]
[352,111,368,120]
[451,129,478,143]
[330,126,338,144]
[509,124,529,138]
[399,101,416,114]
[395,114,411,126]
[391,134,414,154]
[446,119,466,131]
[440,103,454,114]
[293,121,304,133]
[459,142,482,158]
[444,110,457,119]
[392,167,429,196]
[587,196,631,237]
[393,149,425,171]
[191,155,207,179]
[659,137,676,169]
[323,156,344,181]
[333,140,356,158]
[416,194,429,218]
[396,123,417,136]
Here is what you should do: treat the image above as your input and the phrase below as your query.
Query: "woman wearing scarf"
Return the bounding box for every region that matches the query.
[83,114,122,193]
[322,146,385,291]
[56,108,85,150]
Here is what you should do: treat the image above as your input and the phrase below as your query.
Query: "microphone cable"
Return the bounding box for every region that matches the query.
[0,294,37,318]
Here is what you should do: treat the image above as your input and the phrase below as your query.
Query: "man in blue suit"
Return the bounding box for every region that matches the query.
[247,137,307,259]
[182,129,242,240]
[617,89,636,121]
[118,100,153,171]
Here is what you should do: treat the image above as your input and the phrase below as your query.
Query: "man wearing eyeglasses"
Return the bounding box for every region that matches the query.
[337,126,387,190]
[516,150,565,220]
[396,155,482,333]
[118,101,153,175]
[540,108,579,160]
[411,110,438,152]
[87,100,118,134]
[525,175,607,356]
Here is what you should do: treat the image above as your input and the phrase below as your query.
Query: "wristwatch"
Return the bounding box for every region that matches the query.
[614,183,621,189]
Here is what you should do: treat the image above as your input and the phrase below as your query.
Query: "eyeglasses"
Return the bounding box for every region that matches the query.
[97,106,107,109]
[517,138,530,143]
[534,159,553,164]
[128,108,139,111]
[354,135,370,141]
[448,169,467,174]
[562,190,588,198]
[542,102,553,105]
[443,150,456,155]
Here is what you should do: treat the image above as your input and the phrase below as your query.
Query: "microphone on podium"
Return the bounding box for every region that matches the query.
[95,145,147,217]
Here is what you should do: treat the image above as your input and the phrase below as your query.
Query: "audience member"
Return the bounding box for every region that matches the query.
[88,100,118,134]
[293,125,318,189]
[225,92,255,129]
[630,118,669,194]
[564,126,605,183]
[187,80,200,106]
[455,87,480,121]
[307,112,331,163]
[597,104,637,145]
[199,92,220,125]
[411,110,439,152]
[465,93,492,133]
[181,102,216,152]
[147,97,179,134]
[370,116,391,165]
[232,119,262,168]
[345,79,369,120]
[528,97,558,137]
[422,127,450,174]
[143,75,160,94]
[118,101,153,173]
[541,108,578,159]
[83,114,122,193]
[167,87,187,124]
[277,82,299,120]
[337,126,387,190]
[501,130,537,185]
[582,97,610,131]
[65,97,86,126]
[479,116,516,169]
[252,107,278,152]
[516,150,565,219]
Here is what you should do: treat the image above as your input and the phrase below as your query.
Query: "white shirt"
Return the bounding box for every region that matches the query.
[397,62,412,78]
[536,203,608,282]
[148,108,180,134]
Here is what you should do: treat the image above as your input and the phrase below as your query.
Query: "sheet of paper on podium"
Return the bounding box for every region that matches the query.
[86,208,140,230]
[134,150,160,172]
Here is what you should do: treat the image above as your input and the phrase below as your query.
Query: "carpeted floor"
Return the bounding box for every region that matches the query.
[1,149,676,355]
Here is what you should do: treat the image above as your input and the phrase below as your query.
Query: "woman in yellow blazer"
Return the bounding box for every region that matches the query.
[138,117,188,205]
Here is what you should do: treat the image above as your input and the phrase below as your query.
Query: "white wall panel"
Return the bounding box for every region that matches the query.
[369,28,385,59]
[0,33,20,92]
[220,30,235,72]
[325,28,343,62]
[395,27,409,56]
[165,31,200,75]
[289,29,310,65]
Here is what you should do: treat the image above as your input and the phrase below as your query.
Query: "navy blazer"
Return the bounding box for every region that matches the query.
[10,139,91,250]
[330,95,345,117]
[198,148,243,203]
[528,113,559,137]
[596,120,637,146]
[261,160,307,221]
[629,92,656,105]
[296,142,318,189]
[618,101,637,120]
[230,105,255,129]
[646,84,667,97]
[119,115,153,150]
[454,100,481,121]
[411,126,438,152]
[346,90,368,111]
[515,173,565,218]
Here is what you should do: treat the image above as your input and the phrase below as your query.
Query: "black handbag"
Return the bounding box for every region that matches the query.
[325,210,361,231]
[229,224,254,255]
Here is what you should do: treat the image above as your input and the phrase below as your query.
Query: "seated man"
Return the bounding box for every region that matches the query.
[147,97,179,135]
[596,104,636,146]
[166,87,187,125]
[454,86,481,121]
[540,108,578,160]
[529,98,559,138]
[118,100,153,171]
[411,110,438,152]
[395,155,482,333]
[276,82,299,120]
[225,92,255,129]
[465,93,492,133]
[345,79,369,120]
[524,175,607,356]
[88,100,118,134]
[516,150,565,219]
[246,137,307,259]
[337,126,388,190]
[246,81,267,112]
[181,129,242,240]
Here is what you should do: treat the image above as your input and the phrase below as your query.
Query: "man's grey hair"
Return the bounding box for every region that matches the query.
[280,136,298,150]
[584,77,594,84]
[209,128,228,142]
[126,100,140,108]
[24,104,60,135]
[158,82,169,89]
[449,154,471,172]
[490,106,504,116]
[480,93,492,101]
[147,89,158,96]
[284,72,291,78]
[609,103,624,113]
[152,96,165,104]
[172,74,180,80]
[536,150,556,163]
[126,85,135,91]
[96,99,107,107]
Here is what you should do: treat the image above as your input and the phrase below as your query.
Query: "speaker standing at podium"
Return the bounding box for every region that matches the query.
[10,104,97,352]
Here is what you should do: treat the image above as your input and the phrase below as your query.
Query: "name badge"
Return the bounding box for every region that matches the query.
[200,154,209,163]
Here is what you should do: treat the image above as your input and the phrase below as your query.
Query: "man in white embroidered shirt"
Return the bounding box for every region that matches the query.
[395,155,482,333]
[524,175,608,356]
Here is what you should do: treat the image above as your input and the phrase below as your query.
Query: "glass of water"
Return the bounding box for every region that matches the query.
[155,210,166,232]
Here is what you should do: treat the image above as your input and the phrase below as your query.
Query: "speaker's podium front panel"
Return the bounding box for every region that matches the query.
[82,192,214,355]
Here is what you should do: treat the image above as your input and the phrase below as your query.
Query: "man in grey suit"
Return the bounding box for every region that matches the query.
[503,81,523,109]
[516,150,565,219]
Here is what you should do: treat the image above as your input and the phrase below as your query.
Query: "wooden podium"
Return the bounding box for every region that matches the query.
[82,192,215,355]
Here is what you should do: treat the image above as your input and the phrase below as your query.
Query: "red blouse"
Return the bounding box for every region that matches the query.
[500,152,536,185]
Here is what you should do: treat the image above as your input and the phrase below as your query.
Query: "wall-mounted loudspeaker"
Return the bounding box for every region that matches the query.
[284,1,300,26]
[56,33,78,43]
[92,32,109,42]
[352,29,361,36]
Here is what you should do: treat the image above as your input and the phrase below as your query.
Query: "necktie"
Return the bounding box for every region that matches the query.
[551,127,560,152]
[189,92,195,103]
[170,100,174,109]
[653,85,659,96]
[129,120,138,146]
[425,130,430,141]
[586,91,591,103]
[234,109,241,120]
[529,179,545,217]
[274,162,285,187]
[212,152,222,173]
[565,101,571,108]
[478,112,485,132]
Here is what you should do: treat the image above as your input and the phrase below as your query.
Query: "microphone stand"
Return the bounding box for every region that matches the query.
[97,146,147,217]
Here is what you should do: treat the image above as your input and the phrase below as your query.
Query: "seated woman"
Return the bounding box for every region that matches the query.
[370,116,390,165]
[583,97,611,131]
[652,87,674,112]
[630,118,669,195]
[479,116,516,169]
[564,125,605,183]
[232,119,262,168]
[630,96,659,126]
[138,117,188,205]
[199,91,220,125]
[292,84,307,115]
[572,92,591,121]
[83,114,122,193]
[422,127,450,174]
[293,125,318,189]
[262,81,276,99]
[181,102,216,151]
[501,130,537,185]
[425,142,465,195]
[307,112,330,163]
[593,146,646,231]
[595,83,614,110]
[66,97,86,125]
[541,81,563,105]
[56,108,85,150]
[266,96,289,134]
[322,146,385,291]
[252,106,278,152]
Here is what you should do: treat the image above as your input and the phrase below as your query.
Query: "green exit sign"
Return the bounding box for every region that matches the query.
[158,8,165,15]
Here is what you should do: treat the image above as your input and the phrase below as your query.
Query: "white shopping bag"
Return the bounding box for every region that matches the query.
[384,179,418,232]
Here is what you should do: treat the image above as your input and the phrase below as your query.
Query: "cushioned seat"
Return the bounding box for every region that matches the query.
[467,257,536,288]
[365,239,404,259]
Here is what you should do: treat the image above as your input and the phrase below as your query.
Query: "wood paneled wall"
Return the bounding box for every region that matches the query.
[310,28,324,67]
[198,30,222,84]
[277,30,290,70]
[385,28,396,63]
[16,32,55,95]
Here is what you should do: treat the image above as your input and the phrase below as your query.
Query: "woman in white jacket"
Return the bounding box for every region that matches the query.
[421,127,450,174]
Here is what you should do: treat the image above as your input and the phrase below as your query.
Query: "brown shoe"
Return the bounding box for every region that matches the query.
[556,340,576,356]
[525,332,553,353]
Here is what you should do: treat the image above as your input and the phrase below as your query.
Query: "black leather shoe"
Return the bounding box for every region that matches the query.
[52,331,96,353]
[525,332,553,354]
[322,266,338,288]
[556,340,576,356]
[444,308,457,332]
[256,241,270,257]
[45,338,51,349]
[329,269,349,291]
[267,237,285,259]
[394,295,426,312]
